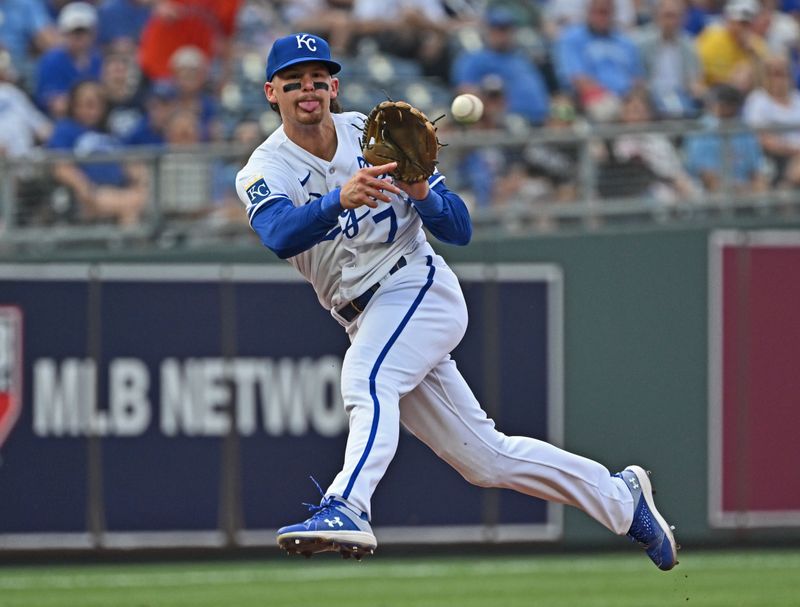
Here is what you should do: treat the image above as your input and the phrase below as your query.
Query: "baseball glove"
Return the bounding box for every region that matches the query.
[361,100,441,183]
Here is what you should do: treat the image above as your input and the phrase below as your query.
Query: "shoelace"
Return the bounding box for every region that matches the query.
[301,476,335,516]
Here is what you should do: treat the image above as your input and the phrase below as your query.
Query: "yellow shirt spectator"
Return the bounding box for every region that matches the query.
[696,17,768,88]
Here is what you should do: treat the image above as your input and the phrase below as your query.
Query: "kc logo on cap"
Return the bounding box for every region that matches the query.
[266,33,342,81]
[295,34,317,51]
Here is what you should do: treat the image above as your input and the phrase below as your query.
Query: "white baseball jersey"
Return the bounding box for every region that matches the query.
[236,111,441,312]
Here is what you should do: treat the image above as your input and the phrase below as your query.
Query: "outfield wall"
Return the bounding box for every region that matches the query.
[1,224,800,551]
[0,264,565,550]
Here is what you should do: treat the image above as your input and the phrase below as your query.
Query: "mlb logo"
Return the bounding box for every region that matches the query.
[246,177,271,205]
[0,306,22,450]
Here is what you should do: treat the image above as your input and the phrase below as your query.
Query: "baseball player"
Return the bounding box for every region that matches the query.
[235,33,678,570]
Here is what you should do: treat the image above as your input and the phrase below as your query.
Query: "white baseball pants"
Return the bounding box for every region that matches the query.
[326,248,634,535]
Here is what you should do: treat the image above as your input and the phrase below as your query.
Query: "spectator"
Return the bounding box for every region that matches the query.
[522,94,582,203]
[96,0,153,55]
[598,87,699,201]
[158,105,243,220]
[162,105,200,145]
[153,112,260,225]
[451,7,551,125]
[543,0,638,39]
[351,0,460,80]
[743,53,800,187]
[0,49,52,158]
[124,80,178,146]
[696,0,768,91]
[48,79,148,225]
[635,0,705,118]
[282,0,355,55]
[754,0,800,57]
[0,0,59,85]
[137,0,242,83]
[168,45,222,141]
[102,51,147,141]
[157,106,212,215]
[684,83,769,193]
[553,0,645,122]
[35,2,104,118]
[0,48,55,227]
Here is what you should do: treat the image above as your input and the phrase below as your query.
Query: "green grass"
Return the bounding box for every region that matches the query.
[0,549,798,607]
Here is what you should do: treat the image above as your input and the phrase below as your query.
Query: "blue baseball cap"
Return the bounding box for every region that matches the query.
[266,33,342,81]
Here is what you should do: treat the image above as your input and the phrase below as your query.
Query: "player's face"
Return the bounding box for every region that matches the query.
[265,62,339,126]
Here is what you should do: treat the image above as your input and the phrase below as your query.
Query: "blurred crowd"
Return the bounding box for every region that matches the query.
[2,0,800,229]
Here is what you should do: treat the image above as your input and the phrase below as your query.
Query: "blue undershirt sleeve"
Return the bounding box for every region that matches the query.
[250,189,342,259]
[410,182,472,246]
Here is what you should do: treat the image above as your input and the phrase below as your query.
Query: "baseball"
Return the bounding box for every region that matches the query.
[450,93,484,124]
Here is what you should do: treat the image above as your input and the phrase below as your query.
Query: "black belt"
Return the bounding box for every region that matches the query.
[336,256,407,322]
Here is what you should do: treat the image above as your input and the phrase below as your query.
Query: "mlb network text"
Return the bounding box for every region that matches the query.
[32,356,347,438]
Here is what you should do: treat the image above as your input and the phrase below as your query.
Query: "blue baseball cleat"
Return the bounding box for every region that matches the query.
[276,496,377,560]
[615,465,679,571]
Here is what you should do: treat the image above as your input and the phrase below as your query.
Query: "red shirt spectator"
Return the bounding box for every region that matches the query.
[137,0,241,81]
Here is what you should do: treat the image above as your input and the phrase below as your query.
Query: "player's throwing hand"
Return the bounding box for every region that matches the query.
[340,162,403,209]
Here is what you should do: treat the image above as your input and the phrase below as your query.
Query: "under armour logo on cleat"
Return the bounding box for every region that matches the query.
[324,517,344,528]
[631,479,639,490]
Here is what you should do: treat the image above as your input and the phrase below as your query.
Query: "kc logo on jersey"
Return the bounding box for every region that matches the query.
[0,306,23,451]
[245,177,271,205]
